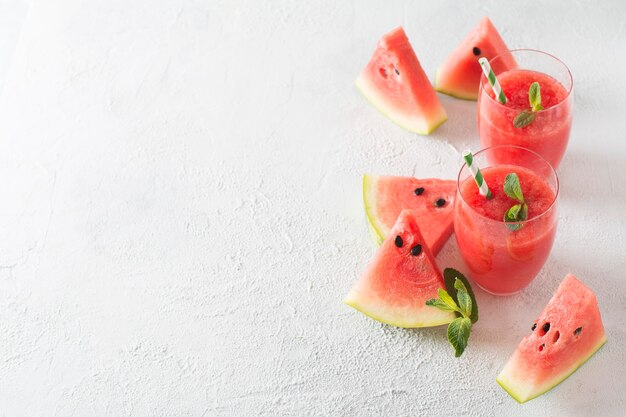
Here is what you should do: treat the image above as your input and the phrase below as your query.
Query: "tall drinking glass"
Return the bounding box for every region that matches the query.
[478,49,573,169]
[454,146,559,295]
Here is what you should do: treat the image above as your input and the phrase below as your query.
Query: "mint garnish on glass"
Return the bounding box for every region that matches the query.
[503,173,528,231]
[426,269,478,357]
[513,81,543,128]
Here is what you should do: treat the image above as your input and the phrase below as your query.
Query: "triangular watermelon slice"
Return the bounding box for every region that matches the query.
[435,17,516,100]
[363,174,456,255]
[344,209,455,328]
[356,27,447,135]
[497,274,607,403]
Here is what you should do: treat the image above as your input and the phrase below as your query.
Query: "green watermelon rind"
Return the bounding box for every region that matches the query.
[344,292,455,328]
[434,69,479,101]
[363,174,386,246]
[355,76,448,135]
[496,336,607,403]
[365,218,385,246]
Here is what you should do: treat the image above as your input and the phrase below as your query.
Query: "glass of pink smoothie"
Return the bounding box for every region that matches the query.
[454,146,559,295]
[478,49,573,169]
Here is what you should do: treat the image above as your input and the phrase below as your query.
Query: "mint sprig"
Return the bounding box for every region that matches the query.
[455,279,472,318]
[514,81,543,128]
[529,82,544,111]
[513,111,536,128]
[443,268,478,323]
[448,317,471,358]
[503,173,528,231]
[504,171,524,201]
[426,272,478,357]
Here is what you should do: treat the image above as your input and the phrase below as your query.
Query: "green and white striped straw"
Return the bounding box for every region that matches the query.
[463,150,493,199]
[478,57,507,104]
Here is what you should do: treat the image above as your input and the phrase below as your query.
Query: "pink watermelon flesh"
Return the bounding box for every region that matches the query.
[435,17,517,100]
[344,209,455,328]
[497,274,607,403]
[356,27,447,134]
[363,174,456,255]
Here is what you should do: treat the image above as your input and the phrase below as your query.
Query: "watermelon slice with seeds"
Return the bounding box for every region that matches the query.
[344,209,455,328]
[497,274,607,403]
[363,174,456,255]
[435,17,516,100]
[356,27,447,134]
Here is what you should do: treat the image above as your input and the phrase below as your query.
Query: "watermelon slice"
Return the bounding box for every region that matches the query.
[344,209,455,328]
[356,27,447,135]
[497,274,607,403]
[363,174,456,255]
[435,17,516,100]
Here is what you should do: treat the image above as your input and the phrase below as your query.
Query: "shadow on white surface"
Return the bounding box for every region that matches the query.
[429,94,480,153]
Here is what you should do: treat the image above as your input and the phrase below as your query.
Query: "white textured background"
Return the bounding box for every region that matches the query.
[1,1,625,416]
[0,0,27,93]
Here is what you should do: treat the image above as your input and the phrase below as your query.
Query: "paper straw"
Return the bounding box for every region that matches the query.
[463,150,493,199]
[478,57,507,104]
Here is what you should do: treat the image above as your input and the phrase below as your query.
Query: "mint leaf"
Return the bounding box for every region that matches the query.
[425,298,457,312]
[443,268,478,323]
[513,111,536,128]
[529,82,543,111]
[504,174,528,231]
[504,202,528,231]
[505,222,522,232]
[519,203,528,221]
[438,288,460,313]
[504,203,522,222]
[426,269,478,357]
[503,173,524,202]
[515,82,543,128]
[454,278,472,319]
[447,317,472,357]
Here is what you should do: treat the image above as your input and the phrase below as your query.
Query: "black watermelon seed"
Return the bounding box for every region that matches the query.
[531,323,537,331]
[473,46,481,56]
[395,235,403,248]
[394,67,400,75]
[435,198,446,207]
[414,187,425,196]
[574,327,582,336]
[543,323,550,333]
[410,244,422,256]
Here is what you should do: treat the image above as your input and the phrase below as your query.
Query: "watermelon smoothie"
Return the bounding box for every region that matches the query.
[478,50,573,169]
[454,146,558,295]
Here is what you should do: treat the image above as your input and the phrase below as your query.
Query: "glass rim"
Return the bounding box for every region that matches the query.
[456,145,560,225]
[479,48,573,113]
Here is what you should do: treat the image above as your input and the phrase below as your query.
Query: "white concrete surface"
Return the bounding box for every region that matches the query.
[0,0,625,415]
[0,0,27,93]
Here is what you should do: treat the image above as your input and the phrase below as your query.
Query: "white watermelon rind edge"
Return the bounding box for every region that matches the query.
[433,69,480,101]
[363,174,386,246]
[355,74,448,135]
[343,288,455,329]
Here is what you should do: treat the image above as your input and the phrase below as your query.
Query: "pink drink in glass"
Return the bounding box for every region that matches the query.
[454,146,558,295]
[478,50,573,169]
